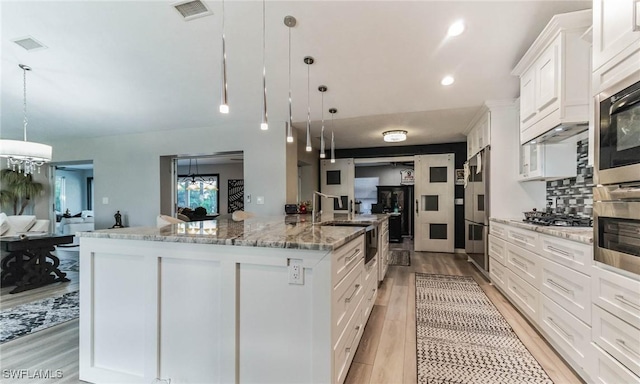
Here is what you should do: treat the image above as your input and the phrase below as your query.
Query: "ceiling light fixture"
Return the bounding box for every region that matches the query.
[260,0,268,130]
[0,64,52,175]
[441,76,455,86]
[182,158,218,191]
[284,16,296,143]
[304,56,314,152]
[329,108,337,163]
[219,0,229,114]
[383,130,408,143]
[318,85,327,158]
[447,20,465,37]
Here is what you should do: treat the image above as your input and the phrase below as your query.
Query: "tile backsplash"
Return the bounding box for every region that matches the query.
[546,139,593,218]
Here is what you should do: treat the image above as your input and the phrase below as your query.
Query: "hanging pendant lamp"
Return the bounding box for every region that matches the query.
[219,0,229,114]
[304,56,314,151]
[260,0,268,130]
[0,64,52,175]
[284,16,296,143]
[318,85,327,158]
[329,108,337,163]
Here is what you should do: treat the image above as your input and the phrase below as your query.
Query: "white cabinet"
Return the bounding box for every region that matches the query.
[466,111,490,160]
[592,0,640,94]
[518,141,577,181]
[512,10,592,144]
[378,218,389,283]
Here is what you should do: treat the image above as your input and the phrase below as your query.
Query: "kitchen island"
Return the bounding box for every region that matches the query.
[78,213,389,384]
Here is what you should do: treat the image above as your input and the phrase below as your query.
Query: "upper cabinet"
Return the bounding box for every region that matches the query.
[466,111,490,160]
[512,10,592,145]
[592,0,640,94]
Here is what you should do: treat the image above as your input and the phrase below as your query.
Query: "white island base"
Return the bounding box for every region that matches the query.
[79,232,377,384]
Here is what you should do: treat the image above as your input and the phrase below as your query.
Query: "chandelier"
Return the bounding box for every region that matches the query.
[181,158,218,191]
[0,64,52,175]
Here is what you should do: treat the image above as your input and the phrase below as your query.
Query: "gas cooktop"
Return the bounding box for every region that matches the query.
[522,211,593,227]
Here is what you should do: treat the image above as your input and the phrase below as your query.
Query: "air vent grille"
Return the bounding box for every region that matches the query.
[11,36,47,51]
[172,0,212,21]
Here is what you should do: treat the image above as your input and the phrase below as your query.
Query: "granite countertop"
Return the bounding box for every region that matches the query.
[78,213,390,251]
[490,218,593,244]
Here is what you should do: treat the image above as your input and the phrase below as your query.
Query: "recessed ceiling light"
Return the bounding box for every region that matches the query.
[383,130,407,143]
[555,127,564,131]
[447,20,465,37]
[441,76,455,86]
[530,140,537,144]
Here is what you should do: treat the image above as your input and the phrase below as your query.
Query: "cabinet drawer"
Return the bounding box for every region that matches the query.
[489,221,508,240]
[506,242,541,287]
[489,256,507,291]
[592,304,640,377]
[538,233,593,276]
[592,266,640,328]
[590,343,640,384]
[506,268,539,323]
[540,257,591,324]
[333,236,364,286]
[333,259,364,343]
[488,234,506,265]
[539,295,591,370]
[334,307,364,384]
[506,226,538,253]
[363,259,378,320]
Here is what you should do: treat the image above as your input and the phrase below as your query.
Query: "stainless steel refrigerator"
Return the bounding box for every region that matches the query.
[464,148,489,277]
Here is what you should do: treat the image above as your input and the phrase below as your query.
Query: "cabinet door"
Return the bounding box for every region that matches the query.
[520,69,536,125]
[519,143,543,179]
[593,0,640,71]
[535,42,559,113]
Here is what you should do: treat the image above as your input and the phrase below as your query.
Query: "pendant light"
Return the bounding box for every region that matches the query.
[0,64,52,175]
[260,0,268,130]
[219,0,229,114]
[318,85,327,158]
[304,56,314,151]
[284,16,296,143]
[329,108,337,163]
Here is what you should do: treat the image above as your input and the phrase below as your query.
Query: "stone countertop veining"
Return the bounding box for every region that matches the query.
[77,213,390,251]
[490,217,593,244]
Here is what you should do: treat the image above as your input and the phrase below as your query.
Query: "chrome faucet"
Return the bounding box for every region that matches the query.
[312,191,343,225]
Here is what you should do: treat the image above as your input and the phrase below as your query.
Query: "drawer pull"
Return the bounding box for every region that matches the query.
[369,288,377,300]
[511,233,529,245]
[345,325,362,353]
[511,257,527,270]
[345,284,361,303]
[547,245,573,259]
[548,317,573,341]
[547,279,573,295]
[616,339,640,358]
[512,285,527,300]
[614,294,640,311]
[345,248,361,264]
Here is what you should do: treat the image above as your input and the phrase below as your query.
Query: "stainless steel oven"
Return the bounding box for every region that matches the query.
[594,185,640,275]
[595,73,640,185]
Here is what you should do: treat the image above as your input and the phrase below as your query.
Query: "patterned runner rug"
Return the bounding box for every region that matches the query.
[416,274,552,383]
[0,291,79,343]
[389,250,411,266]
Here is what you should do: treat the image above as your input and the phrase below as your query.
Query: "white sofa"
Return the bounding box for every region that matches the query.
[0,213,50,237]
[57,210,95,236]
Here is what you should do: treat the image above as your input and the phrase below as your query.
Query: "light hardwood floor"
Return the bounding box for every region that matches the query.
[0,243,583,384]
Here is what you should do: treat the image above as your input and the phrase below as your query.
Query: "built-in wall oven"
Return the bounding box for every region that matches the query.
[595,73,640,185]
[594,72,640,276]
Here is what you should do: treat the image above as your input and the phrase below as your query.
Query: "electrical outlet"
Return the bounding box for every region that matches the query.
[288,258,304,285]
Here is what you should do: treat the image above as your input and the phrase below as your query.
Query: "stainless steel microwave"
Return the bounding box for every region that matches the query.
[595,73,640,185]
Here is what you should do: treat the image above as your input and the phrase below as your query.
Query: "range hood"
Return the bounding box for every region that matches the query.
[526,122,589,144]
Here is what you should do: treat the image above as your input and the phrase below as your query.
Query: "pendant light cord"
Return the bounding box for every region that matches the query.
[306,63,310,128]
[23,66,28,142]
[288,27,292,126]
[261,0,268,126]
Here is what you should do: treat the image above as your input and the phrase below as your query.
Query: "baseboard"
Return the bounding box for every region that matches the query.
[454,248,466,254]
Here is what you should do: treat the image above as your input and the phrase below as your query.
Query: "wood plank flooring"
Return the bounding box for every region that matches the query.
[0,243,583,384]
[345,241,584,384]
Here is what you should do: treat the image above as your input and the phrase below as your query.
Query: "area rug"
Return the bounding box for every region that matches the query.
[0,290,79,344]
[415,274,552,384]
[389,249,411,266]
[58,258,80,272]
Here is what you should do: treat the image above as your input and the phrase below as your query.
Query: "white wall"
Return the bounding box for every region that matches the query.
[177,162,244,214]
[49,122,287,229]
[55,169,93,215]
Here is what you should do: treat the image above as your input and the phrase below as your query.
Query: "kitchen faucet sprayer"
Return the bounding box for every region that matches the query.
[312,191,343,224]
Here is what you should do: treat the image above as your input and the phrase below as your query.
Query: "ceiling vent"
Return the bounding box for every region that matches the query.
[11,36,47,52]
[172,0,212,21]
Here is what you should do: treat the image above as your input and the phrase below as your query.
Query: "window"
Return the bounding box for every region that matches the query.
[55,176,66,213]
[177,174,220,215]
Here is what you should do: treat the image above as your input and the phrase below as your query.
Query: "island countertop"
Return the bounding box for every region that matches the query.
[490,217,593,244]
[78,213,389,251]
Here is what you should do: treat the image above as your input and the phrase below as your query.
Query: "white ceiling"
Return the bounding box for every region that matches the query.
[1,0,591,150]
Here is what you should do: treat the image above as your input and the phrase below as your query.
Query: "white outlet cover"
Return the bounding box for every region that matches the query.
[256,196,264,205]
